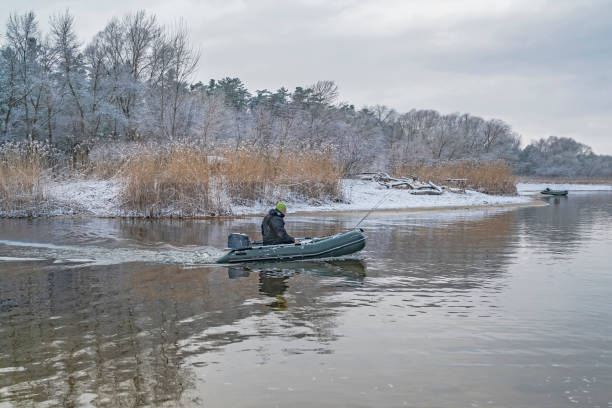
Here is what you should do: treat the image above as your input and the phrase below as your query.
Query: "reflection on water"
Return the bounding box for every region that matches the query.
[1,193,612,407]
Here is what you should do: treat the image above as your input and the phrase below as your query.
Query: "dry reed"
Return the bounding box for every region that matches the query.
[221,148,342,205]
[119,146,215,217]
[395,160,517,195]
[118,145,343,216]
[0,146,47,214]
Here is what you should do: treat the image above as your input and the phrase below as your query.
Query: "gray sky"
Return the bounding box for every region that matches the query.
[2,0,611,154]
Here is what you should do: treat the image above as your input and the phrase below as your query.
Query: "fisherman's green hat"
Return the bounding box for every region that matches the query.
[276,202,287,212]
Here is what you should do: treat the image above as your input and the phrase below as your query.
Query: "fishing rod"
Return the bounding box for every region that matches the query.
[352,189,393,229]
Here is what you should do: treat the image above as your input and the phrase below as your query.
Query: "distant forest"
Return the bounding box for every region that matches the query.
[1,10,611,177]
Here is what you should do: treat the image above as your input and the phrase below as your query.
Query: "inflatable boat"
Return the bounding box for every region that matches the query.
[540,188,568,196]
[215,229,366,264]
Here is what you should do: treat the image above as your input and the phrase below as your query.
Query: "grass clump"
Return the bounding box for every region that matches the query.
[395,160,517,195]
[0,142,52,215]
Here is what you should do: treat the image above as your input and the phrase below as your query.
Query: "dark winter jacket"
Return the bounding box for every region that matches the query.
[261,209,295,245]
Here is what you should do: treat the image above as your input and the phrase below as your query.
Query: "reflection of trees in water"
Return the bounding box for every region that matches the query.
[0,259,366,406]
[115,215,349,249]
[117,218,237,247]
[119,215,352,248]
[519,195,612,256]
[4,199,609,405]
[0,264,198,407]
[365,211,520,293]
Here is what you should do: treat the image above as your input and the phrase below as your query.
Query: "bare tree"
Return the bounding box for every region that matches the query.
[198,92,228,146]
[167,21,199,139]
[51,10,86,147]
[310,80,338,105]
[6,12,40,140]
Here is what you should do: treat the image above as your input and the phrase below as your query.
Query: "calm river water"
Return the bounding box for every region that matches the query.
[1,193,611,407]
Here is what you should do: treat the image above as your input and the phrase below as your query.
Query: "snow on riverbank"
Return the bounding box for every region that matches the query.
[48,179,121,216]
[517,183,612,195]
[208,179,533,216]
[270,179,531,214]
[12,178,592,218]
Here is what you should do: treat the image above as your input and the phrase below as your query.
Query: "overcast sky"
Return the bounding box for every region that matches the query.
[2,0,611,154]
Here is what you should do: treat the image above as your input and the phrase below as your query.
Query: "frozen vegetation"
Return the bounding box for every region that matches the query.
[4,175,606,218]
[1,10,611,176]
[1,10,611,218]
[7,178,531,218]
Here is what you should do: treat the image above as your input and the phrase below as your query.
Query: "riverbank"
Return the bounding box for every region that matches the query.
[4,178,611,219]
[0,178,533,218]
[233,179,533,216]
[1,144,528,218]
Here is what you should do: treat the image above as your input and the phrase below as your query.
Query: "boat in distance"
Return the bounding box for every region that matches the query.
[215,229,366,264]
[540,187,568,196]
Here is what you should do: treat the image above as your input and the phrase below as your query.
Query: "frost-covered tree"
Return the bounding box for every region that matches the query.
[516,136,611,177]
[0,46,19,139]
[5,12,43,141]
[1,10,610,178]
[50,11,88,148]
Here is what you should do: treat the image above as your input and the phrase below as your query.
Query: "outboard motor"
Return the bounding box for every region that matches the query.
[228,233,251,249]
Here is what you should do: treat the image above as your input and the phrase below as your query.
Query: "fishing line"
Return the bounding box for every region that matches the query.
[352,189,394,229]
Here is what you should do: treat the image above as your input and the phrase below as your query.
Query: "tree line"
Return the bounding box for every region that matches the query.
[1,10,610,177]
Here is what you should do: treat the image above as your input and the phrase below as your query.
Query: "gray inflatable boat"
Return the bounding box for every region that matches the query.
[215,229,366,264]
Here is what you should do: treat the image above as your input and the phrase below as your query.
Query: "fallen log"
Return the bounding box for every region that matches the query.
[358,172,456,195]
[391,181,414,189]
[411,189,443,195]
[428,181,442,192]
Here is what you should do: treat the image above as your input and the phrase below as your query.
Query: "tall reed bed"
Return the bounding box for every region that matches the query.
[0,143,50,215]
[117,144,343,216]
[222,147,342,204]
[395,160,517,195]
[119,146,216,217]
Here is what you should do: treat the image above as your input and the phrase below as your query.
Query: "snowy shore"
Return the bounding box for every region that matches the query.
[4,179,609,218]
[233,179,533,215]
[38,178,533,217]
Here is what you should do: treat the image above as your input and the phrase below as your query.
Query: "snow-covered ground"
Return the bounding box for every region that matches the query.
[37,178,534,217]
[234,179,533,215]
[10,178,611,218]
[48,179,121,216]
[517,183,612,195]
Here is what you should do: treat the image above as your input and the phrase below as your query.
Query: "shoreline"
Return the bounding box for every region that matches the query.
[290,199,548,218]
[2,180,610,220]
[0,199,547,221]
[89,199,550,220]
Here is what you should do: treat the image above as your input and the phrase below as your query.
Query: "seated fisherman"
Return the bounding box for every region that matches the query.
[262,202,297,245]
